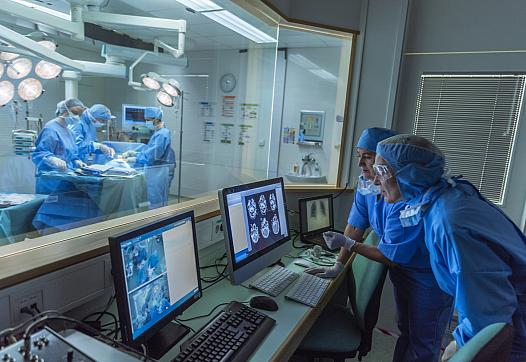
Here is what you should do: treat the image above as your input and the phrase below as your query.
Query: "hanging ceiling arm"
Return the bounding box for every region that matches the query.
[128,51,156,87]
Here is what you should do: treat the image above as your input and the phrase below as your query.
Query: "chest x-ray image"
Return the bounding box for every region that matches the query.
[306,197,330,232]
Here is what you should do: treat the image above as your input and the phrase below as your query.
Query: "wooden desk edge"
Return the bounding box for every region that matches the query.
[270,253,357,361]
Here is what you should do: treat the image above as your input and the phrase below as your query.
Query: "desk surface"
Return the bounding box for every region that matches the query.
[150,244,354,362]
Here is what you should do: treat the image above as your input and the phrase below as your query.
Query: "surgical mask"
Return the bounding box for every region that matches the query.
[94,121,104,128]
[357,175,381,196]
[64,115,80,125]
[399,204,423,227]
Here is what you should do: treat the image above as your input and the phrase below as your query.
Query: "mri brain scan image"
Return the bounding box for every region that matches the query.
[258,195,268,215]
[247,198,257,219]
[250,223,259,244]
[261,217,270,238]
[271,214,280,234]
[269,193,277,211]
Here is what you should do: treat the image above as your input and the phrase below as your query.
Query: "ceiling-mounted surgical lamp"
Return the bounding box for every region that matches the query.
[156,91,174,107]
[141,72,161,90]
[18,77,43,101]
[162,79,181,97]
[7,57,32,79]
[0,81,15,106]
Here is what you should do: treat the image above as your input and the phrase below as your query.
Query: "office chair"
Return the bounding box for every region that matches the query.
[449,323,514,362]
[294,231,388,362]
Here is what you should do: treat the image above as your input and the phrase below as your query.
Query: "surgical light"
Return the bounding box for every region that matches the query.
[175,0,222,12]
[142,75,161,90]
[0,81,15,106]
[37,40,57,51]
[35,60,62,79]
[162,81,180,97]
[18,78,43,101]
[0,51,19,61]
[0,63,4,78]
[156,91,174,107]
[7,57,32,79]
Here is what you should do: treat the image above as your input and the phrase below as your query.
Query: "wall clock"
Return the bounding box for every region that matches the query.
[220,73,236,93]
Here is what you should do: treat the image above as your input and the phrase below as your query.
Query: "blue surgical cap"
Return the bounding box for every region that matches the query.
[89,104,115,121]
[64,97,85,109]
[356,127,398,153]
[376,134,445,201]
[144,107,163,120]
[55,100,67,116]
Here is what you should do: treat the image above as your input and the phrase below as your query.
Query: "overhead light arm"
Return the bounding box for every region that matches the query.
[82,11,186,33]
[128,51,156,88]
[155,39,185,59]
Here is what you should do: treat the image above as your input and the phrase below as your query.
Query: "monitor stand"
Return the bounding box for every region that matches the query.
[269,259,285,268]
[145,322,190,359]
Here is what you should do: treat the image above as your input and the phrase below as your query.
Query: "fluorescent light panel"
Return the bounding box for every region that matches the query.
[203,10,276,44]
[8,0,70,20]
[175,0,222,12]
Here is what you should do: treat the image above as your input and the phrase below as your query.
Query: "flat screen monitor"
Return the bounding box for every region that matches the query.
[299,194,334,236]
[109,211,201,358]
[122,104,155,131]
[218,177,290,284]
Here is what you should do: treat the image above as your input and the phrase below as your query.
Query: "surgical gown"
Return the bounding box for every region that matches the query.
[348,192,453,362]
[135,128,176,208]
[69,112,97,162]
[422,181,526,361]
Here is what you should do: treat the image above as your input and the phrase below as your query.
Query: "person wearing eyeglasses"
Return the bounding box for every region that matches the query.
[371,134,526,362]
[307,128,453,362]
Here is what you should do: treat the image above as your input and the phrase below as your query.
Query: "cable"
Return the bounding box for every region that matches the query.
[0,310,61,347]
[202,274,227,291]
[177,302,231,322]
[172,320,195,334]
[332,181,350,199]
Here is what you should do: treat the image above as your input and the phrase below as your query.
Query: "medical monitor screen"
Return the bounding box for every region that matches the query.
[122,105,154,131]
[109,211,201,345]
[221,178,290,270]
[299,195,333,234]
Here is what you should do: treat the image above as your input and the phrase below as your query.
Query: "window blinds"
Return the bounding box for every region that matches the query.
[414,74,525,204]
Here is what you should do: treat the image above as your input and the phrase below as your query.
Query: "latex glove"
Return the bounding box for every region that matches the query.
[305,261,343,278]
[126,157,137,164]
[95,143,115,158]
[323,231,356,251]
[441,341,458,361]
[48,156,67,171]
[74,160,87,168]
[122,150,136,158]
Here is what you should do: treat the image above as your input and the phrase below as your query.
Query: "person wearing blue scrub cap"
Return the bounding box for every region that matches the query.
[123,107,176,208]
[307,127,453,362]
[375,134,526,362]
[70,104,116,162]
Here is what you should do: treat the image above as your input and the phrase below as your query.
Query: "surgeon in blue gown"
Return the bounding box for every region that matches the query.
[32,98,102,233]
[123,107,175,209]
[307,128,453,362]
[375,134,526,362]
[69,104,116,162]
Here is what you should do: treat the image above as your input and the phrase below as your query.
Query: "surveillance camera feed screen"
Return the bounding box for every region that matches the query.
[305,197,331,232]
[226,182,288,265]
[119,216,199,340]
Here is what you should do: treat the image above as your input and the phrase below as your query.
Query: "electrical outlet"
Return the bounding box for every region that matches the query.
[11,290,43,324]
[211,217,224,243]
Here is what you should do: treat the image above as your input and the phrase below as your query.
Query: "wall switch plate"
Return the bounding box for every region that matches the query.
[11,290,43,324]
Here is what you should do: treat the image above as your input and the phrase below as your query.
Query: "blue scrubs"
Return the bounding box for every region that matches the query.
[135,128,176,208]
[422,181,526,362]
[348,192,453,362]
[69,112,97,163]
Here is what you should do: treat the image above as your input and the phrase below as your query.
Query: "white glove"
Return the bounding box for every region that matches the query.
[74,160,87,168]
[126,157,137,164]
[122,150,136,158]
[441,340,458,361]
[48,156,67,171]
[323,231,356,251]
[94,143,115,157]
[305,261,343,278]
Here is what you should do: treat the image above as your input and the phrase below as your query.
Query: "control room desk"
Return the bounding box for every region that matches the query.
[158,244,354,362]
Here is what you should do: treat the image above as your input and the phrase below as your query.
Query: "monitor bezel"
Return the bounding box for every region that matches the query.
[108,210,202,347]
[219,177,291,273]
[298,194,334,237]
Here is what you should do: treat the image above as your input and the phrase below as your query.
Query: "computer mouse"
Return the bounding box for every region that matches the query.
[249,295,279,312]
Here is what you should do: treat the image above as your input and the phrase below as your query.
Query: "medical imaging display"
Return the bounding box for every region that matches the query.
[243,189,283,254]
[306,197,330,232]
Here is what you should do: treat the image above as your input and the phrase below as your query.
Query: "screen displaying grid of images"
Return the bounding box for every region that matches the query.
[242,189,284,254]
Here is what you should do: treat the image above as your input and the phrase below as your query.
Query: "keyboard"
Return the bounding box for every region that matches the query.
[285,272,331,307]
[172,301,275,362]
[248,265,299,297]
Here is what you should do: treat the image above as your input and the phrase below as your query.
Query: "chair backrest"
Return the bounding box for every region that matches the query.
[347,232,388,355]
[449,323,514,362]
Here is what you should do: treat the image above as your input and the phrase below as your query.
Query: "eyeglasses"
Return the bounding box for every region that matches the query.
[372,164,393,182]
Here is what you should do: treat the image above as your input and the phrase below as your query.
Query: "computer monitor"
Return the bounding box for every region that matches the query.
[122,104,155,131]
[109,211,201,359]
[299,194,334,236]
[218,177,291,284]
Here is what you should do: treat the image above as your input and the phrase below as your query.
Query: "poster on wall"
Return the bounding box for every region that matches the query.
[222,96,236,117]
[203,121,215,142]
[282,127,296,144]
[199,102,214,117]
[238,124,253,145]
[299,110,325,142]
[240,103,259,122]
[220,123,234,144]
[242,190,283,253]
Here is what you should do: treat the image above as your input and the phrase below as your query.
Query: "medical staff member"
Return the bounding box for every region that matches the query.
[307,128,453,362]
[123,107,175,208]
[70,104,116,162]
[32,98,87,194]
[374,134,526,362]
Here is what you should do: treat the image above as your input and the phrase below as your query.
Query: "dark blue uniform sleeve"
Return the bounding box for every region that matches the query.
[347,191,370,230]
